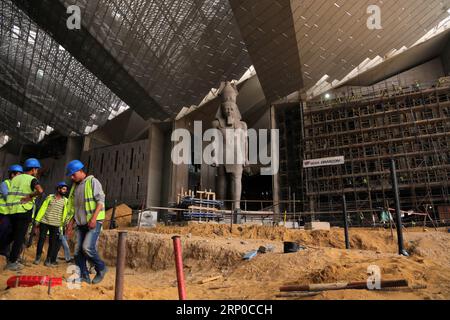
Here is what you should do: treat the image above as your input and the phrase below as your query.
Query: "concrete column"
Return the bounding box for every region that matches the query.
[168,119,189,204]
[443,40,450,76]
[65,137,83,164]
[270,105,281,220]
[146,124,165,208]
[82,136,91,152]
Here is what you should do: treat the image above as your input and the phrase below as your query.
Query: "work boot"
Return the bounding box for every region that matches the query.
[92,266,108,285]
[44,260,56,268]
[80,275,92,285]
[33,256,41,265]
[5,262,24,272]
[66,258,74,264]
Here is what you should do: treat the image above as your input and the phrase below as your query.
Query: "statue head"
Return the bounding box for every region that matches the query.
[216,81,241,126]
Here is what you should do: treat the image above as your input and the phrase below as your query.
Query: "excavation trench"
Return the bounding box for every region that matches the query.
[97,230,244,272]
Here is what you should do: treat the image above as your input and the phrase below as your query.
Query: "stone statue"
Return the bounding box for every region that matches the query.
[212,81,248,211]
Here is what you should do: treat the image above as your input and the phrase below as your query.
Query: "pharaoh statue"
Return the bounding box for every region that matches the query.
[212,81,248,211]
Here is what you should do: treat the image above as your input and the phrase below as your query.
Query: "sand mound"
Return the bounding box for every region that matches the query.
[105,204,133,229]
[145,224,400,252]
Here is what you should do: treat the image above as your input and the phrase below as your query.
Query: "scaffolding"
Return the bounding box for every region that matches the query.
[276,79,450,222]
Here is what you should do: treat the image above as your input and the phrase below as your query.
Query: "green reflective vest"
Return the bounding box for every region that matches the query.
[67,176,105,223]
[35,194,69,228]
[0,179,11,214]
[6,174,36,214]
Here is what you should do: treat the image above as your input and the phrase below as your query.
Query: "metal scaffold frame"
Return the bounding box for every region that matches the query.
[276,79,450,223]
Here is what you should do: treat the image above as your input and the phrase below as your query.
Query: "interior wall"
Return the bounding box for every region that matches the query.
[81,139,150,208]
[38,157,67,194]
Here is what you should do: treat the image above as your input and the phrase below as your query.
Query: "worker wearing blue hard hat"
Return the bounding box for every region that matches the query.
[0,164,24,258]
[65,160,108,284]
[34,181,71,267]
[4,158,44,271]
[66,160,85,177]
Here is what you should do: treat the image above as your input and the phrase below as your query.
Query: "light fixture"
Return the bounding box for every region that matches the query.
[324,93,331,100]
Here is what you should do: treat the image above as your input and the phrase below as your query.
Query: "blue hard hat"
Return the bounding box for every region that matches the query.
[66,160,84,176]
[8,164,23,173]
[24,158,41,169]
[57,181,68,188]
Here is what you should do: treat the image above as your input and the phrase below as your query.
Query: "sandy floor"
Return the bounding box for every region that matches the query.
[0,224,449,300]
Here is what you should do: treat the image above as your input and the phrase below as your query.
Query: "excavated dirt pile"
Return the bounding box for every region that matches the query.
[104,204,133,229]
[0,224,448,300]
[98,231,244,271]
[145,224,402,252]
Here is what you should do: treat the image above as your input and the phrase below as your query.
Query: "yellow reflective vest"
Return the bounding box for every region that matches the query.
[0,179,11,214]
[6,174,36,214]
[35,194,69,228]
[67,176,105,223]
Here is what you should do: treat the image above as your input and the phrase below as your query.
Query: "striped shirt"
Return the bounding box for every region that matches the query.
[41,197,65,227]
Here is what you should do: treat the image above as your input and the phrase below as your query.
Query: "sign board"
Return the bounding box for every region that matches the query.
[138,211,158,227]
[303,156,345,168]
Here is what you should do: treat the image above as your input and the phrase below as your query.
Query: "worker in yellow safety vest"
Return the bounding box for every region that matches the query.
[33,182,69,267]
[5,158,44,271]
[0,165,23,258]
[65,160,107,285]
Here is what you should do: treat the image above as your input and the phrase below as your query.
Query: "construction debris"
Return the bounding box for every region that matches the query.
[280,280,409,292]
[275,292,321,299]
[283,241,306,253]
[305,222,331,231]
[198,275,223,285]
[243,250,258,261]
[258,245,275,254]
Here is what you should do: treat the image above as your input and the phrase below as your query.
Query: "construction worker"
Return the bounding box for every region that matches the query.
[65,160,108,284]
[55,182,73,264]
[5,158,44,271]
[33,182,69,267]
[0,165,23,258]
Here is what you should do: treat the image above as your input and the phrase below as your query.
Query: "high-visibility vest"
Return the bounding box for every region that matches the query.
[0,179,11,214]
[67,176,105,223]
[6,174,36,214]
[35,194,69,228]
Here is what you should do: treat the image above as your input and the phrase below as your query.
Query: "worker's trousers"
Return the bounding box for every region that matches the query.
[56,232,72,262]
[35,223,60,263]
[0,214,12,257]
[74,222,106,278]
[8,211,32,263]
